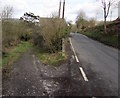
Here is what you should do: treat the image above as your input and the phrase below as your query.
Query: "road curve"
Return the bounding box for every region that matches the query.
[70,32,118,96]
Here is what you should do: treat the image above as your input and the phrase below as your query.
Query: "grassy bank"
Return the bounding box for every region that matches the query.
[80,31,118,48]
[36,50,66,66]
[28,38,67,66]
[31,44,67,66]
[79,23,119,49]
[77,19,120,49]
[2,40,67,68]
[2,41,28,67]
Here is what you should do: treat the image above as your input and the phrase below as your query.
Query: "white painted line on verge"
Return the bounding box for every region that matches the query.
[79,67,88,82]
[69,38,79,63]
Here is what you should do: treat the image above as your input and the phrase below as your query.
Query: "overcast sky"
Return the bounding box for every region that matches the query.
[0,0,119,23]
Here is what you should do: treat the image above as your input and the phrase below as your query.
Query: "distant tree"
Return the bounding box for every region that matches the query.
[76,10,88,31]
[66,21,72,31]
[50,11,59,18]
[20,12,40,24]
[20,12,40,41]
[71,24,77,32]
[76,10,85,28]
[88,18,96,28]
[0,5,14,19]
[97,0,118,34]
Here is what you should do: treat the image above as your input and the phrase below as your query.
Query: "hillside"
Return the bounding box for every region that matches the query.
[79,18,120,49]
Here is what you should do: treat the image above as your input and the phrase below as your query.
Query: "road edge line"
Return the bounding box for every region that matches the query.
[79,67,88,82]
[69,38,79,63]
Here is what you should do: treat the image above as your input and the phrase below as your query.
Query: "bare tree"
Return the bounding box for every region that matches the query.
[76,10,88,31]
[97,0,118,34]
[1,5,14,19]
[76,10,86,21]
[50,11,59,18]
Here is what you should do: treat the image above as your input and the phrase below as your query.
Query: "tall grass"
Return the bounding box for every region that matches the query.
[2,19,31,54]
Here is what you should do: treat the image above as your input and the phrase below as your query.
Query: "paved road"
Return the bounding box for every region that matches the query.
[3,33,119,96]
[70,32,118,96]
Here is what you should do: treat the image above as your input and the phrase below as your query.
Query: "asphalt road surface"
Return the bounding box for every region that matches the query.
[69,32,118,96]
[3,32,119,97]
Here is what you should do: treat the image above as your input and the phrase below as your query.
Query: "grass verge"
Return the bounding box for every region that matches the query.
[30,44,67,66]
[37,51,66,66]
[2,41,28,67]
[79,31,119,49]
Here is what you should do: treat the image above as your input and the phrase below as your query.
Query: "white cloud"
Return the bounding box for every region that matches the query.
[65,1,102,22]
[0,0,118,22]
[65,0,118,22]
[0,0,28,17]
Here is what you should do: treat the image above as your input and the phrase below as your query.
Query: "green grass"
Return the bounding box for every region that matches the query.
[2,41,28,67]
[80,31,118,48]
[78,20,119,49]
[32,45,67,66]
[2,40,67,67]
[37,51,66,66]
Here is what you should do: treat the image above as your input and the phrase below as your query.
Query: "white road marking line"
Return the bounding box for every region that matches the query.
[92,97,97,98]
[75,55,79,62]
[69,38,79,63]
[79,67,88,82]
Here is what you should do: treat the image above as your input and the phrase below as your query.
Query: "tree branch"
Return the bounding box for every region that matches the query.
[106,1,111,17]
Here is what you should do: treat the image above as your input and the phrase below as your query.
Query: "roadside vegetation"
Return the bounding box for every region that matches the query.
[2,42,28,67]
[1,5,70,70]
[80,29,118,48]
[33,46,67,66]
[20,12,70,66]
[73,10,119,49]
[78,19,119,49]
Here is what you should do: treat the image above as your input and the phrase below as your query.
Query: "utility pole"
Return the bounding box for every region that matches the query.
[62,0,65,19]
[59,0,61,18]
[62,0,65,56]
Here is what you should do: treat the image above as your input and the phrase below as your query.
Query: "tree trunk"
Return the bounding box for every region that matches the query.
[104,17,107,34]
[104,5,107,35]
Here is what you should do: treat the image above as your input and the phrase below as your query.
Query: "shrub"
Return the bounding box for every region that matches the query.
[36,18,68,53]
[2,19,31,54]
